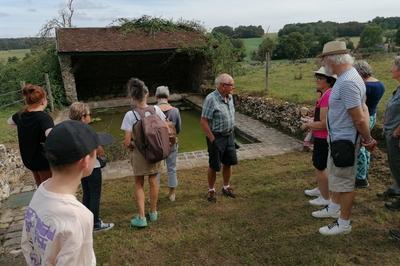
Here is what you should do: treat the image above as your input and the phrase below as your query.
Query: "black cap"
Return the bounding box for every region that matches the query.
[45,120,107,166]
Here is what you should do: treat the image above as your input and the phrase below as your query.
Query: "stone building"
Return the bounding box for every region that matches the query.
[56,27,210,103]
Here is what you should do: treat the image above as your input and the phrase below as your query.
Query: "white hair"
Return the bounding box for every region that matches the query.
[215,73,233,87]
[325,54,354,66]
[394,56,400,70]
[155,86,170,98]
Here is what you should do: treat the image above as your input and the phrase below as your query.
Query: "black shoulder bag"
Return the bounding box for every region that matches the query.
[328,117,358,167]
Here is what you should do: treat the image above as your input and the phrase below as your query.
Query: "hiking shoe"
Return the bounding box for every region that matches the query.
[149,211,159,222]
[312,206,340,219]
[377,188,400,199]
[309,196,330,206]
[389,229,400,241]
[319,220,351,236]
[304,187,321,197]
[222,187,236,198]
[355,179,369,189]
[130,216,148,228]
[385,198,400,211]
[94,221,114,233]
[207,190,217,202]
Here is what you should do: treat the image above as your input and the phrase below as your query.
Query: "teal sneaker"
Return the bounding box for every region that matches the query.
[130,216,147,228]
[149,211,159,222]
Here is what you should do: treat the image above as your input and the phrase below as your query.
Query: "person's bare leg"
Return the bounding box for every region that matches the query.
[222,165,231,186]
[316,169,329,199]
[330,192,340,204]
[134,176,145,217]
[208,167,217,189]
[149,174,159,213]
[339,191,356,220]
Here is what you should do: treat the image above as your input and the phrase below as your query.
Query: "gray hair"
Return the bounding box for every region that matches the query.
[155,86,170,98]
[215,73,233,87]
[354,60,373,79]
[324,53,354,66]
[394,56,400,70]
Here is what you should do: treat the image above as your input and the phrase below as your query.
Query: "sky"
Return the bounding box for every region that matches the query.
[0,0,399,38]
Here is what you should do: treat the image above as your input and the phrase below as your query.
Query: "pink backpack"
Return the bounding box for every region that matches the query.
[132,106,171,163]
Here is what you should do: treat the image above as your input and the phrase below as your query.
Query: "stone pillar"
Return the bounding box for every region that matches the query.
[58,55,78,103]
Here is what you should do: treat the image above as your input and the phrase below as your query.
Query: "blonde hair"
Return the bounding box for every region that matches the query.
[69,102,90,121]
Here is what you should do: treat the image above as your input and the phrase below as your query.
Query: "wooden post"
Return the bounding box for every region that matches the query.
[44,73,55,112]
[265,51,270,96]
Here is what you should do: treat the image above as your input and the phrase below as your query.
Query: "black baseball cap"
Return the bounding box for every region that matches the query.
[45,120,112,166]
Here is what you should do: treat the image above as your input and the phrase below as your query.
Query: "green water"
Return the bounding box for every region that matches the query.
[90,105,250,156]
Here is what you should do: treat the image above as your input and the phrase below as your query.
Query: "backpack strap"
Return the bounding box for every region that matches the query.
[133,106,156,123]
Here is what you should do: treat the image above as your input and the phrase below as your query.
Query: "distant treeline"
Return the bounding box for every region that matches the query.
[213,16,400,61]
[212,25,264,38]
[0,37,53,50]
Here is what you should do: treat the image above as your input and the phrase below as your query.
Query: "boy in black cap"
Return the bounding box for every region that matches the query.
[21,120,105,265]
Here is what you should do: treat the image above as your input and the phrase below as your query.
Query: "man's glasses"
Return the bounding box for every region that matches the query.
[222,83,235,88]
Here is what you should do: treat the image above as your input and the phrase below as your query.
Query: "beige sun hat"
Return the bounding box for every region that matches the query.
[314,66,337,79]
[318,40,350,58]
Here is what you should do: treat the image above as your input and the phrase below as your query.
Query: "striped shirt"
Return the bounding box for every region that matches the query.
[328,67,366,143]
[201,89,235,133]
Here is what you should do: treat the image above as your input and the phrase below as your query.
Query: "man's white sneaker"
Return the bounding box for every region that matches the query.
[312,206,340,219]
[304,187,321,197]
[319,220,352,235]
[309,196,331,206]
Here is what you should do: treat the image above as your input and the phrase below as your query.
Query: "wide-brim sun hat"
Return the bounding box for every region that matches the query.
[317,41,350,58]
[314,66,337,79]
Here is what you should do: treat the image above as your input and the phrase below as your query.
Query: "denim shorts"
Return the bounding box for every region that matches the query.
[206,132,238,172]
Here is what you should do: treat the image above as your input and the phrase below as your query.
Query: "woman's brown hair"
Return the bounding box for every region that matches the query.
[22,84,47,106]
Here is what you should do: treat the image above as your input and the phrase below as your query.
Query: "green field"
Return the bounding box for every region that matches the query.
[241,33,277,60]
[0,49,30,63]
[235,53,398,121]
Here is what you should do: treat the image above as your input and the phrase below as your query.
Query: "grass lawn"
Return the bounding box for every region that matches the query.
[241,37,263,59]
[94,152,400,265]
[235,53,399,120]
[0,49,30,63]
[0,105,20,143]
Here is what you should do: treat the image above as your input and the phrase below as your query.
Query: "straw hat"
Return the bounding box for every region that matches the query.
[318,41,349,58]
[314,66,337,79]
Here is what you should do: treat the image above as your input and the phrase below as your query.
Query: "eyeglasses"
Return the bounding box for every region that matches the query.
[315,76,326,81]
[83,113,91,117]
[222,83,235,88]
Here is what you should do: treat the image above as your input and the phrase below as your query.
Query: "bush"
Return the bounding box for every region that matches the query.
[0,41,66,108]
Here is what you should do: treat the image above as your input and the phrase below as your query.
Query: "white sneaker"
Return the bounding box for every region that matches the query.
[169,193,176,202]
[309,196,330,206]
[304,187,321,197]
[319,220,352,235]
[312,206,340,219]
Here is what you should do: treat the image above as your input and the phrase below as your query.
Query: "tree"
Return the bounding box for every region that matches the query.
[212,26,234,38]
[253,37,276,62]
[234,25,264,38]
[396,28,400,46]
[283,32,308,60]
[39,0,75,37]
[359,24,383,48]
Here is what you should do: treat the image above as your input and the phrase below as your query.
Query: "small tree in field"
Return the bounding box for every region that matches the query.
[39,0,75,37]
[253,37,276,62]
[359,24,383,48]
[396,28,400,46]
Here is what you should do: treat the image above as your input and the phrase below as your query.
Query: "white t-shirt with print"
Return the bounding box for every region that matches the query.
[21,180,96,266]
[121,105,166,132]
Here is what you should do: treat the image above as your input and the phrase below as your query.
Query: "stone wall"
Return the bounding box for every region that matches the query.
[0,145,27,202]
[58,55,77,104]
[236,95,311,138]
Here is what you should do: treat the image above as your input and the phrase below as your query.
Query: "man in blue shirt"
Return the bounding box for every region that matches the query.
[200,73,237,202]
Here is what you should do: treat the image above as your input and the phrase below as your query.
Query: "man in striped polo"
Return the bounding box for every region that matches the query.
[311,41,377,235]
[200,73,237,203]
